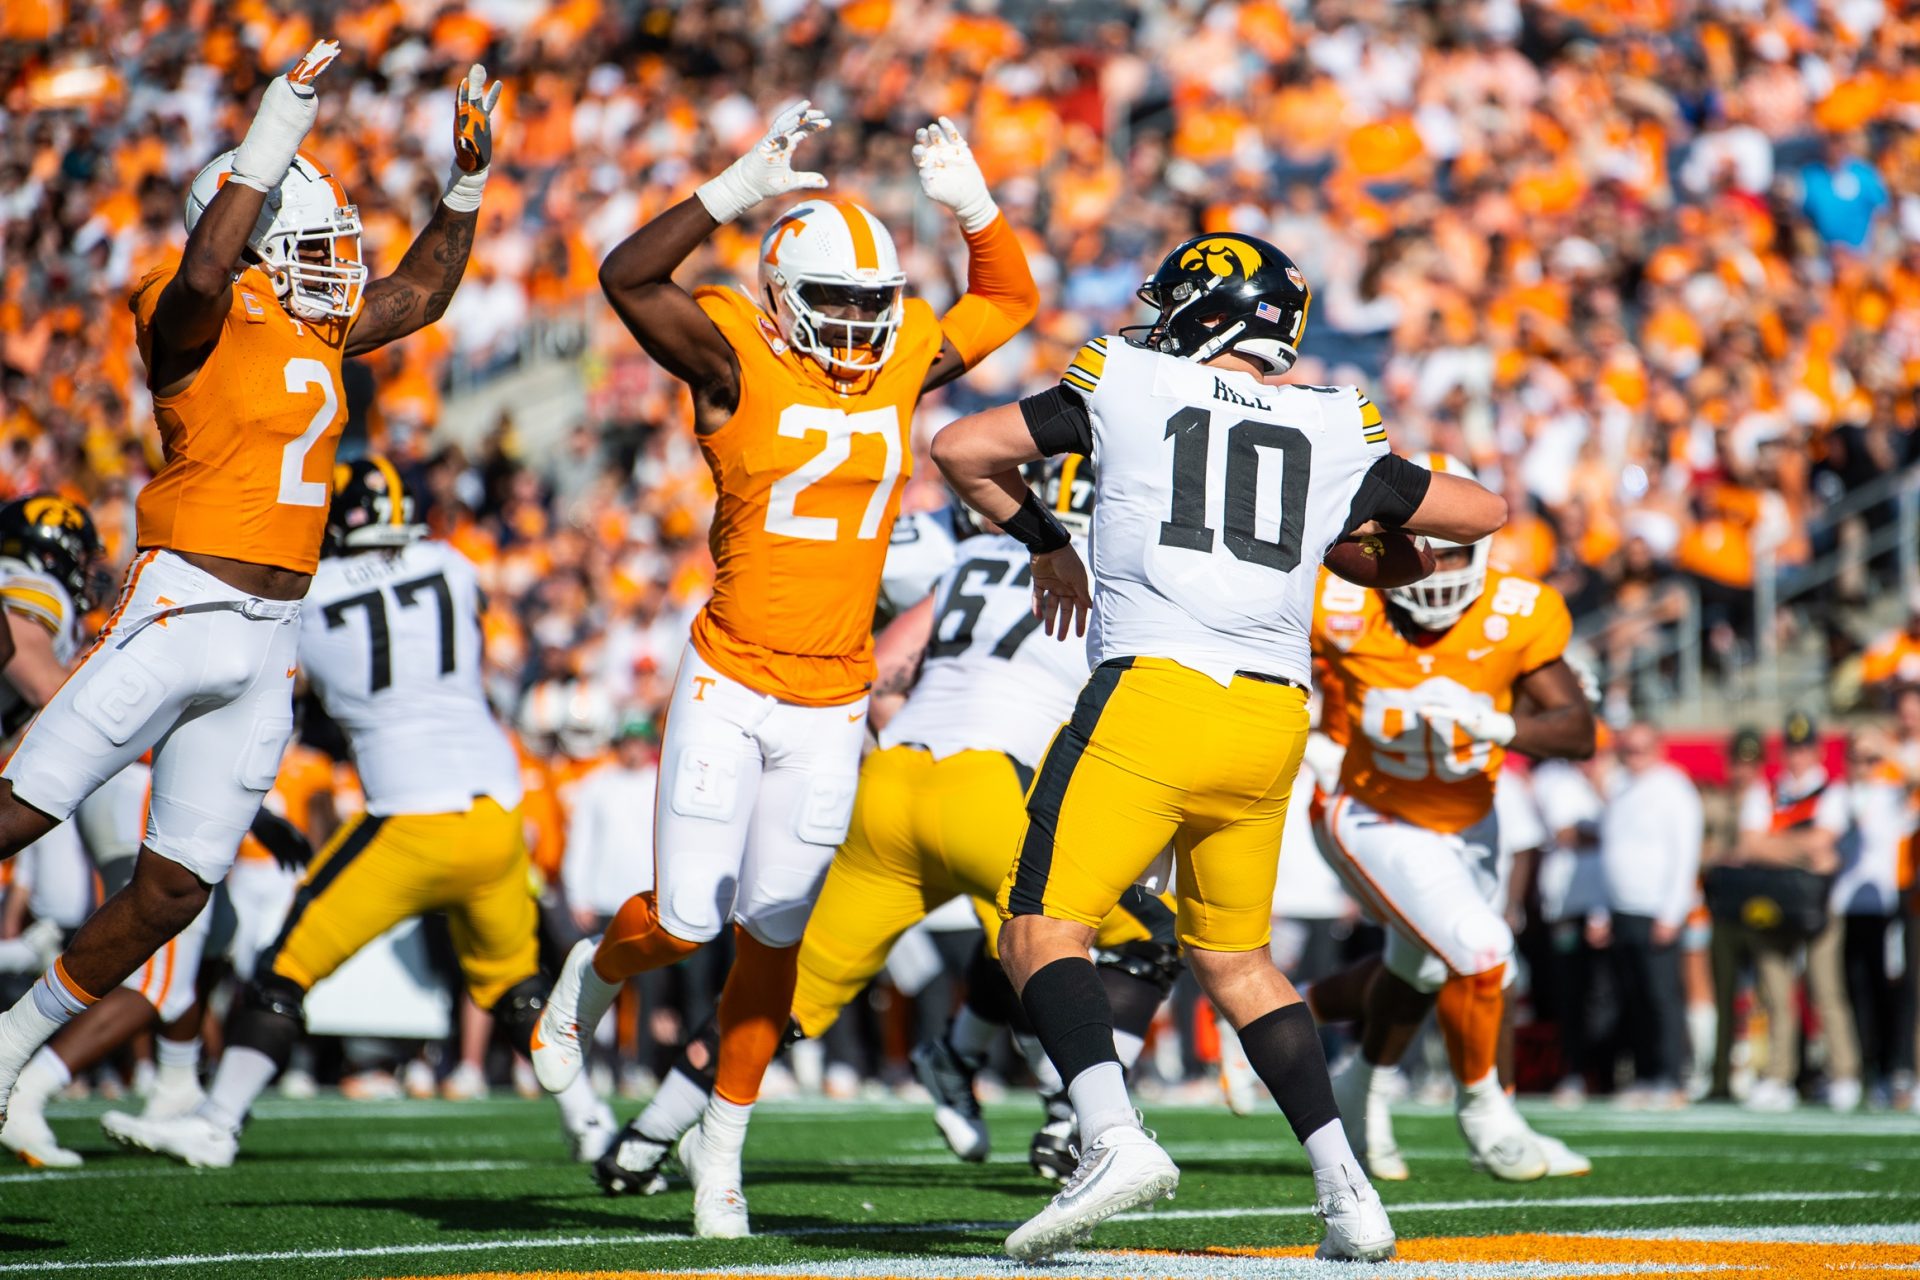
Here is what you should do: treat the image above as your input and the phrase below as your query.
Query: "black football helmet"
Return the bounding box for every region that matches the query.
[1128,232,1311,375]
[1024,454,1096,537]
[323,456,421,557]
[0,493,104,612]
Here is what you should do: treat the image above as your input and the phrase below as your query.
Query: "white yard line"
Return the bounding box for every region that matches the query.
[0,1158,531,1185]
[1,1189,1907,1275]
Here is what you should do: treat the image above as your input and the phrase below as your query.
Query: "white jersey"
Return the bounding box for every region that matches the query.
[881,533,1091,768]
[1069,337,1390,687]
[300,540,522,817]
[0,554,79,736]
[879,505,970,616]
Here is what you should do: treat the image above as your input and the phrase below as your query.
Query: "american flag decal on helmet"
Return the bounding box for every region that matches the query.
[1256,301,1281,322]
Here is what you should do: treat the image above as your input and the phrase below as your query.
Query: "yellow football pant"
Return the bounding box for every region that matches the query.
[1001,656,1309,952]
[793,745,1171,1038]
[265,797,537,1009]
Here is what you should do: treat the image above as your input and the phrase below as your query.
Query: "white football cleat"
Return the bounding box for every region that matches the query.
[1456,1085,1547,1182]
[102,1110,237,1169]
[532,938,616,1094]
[910,1038,988,1162]
[1333,1062,1407,1181]
[2,1104,81,1168]
[143,1073,206,1122]
[1216,1014,1260,1117]
[570,1103,619,1163]
[1313,1160,1397,1261]
[1467,1126,1591,1177]
[1004,1124,1179,1261]
[678,1121,751,1239]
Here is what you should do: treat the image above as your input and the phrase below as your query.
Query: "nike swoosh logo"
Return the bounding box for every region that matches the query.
[285,666,298,678]
[848,711,864,723]
[529,1020,548,1052]
[1466,648,1495,661]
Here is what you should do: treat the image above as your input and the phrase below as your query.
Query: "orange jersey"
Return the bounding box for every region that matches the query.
[236,743,336,864]
[1312,567,1572,833]
[130,263,356,574]
[687,286,944,706]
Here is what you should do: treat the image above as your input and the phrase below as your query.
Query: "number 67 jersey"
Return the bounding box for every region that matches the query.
[1311,567,1572,834]
[1070,337,1393,687]
[298,539,522,817]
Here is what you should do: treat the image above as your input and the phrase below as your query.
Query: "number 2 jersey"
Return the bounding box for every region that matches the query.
[686,286,945,707]
[1031,336,1415,688]
[880,533,1091,768]
[1311,567,1572,833]
[298,539,521,817]
[130,263,354,575]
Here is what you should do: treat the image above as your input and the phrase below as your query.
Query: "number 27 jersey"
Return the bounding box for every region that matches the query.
[298,539,522,817]
[1071,338,1390,688]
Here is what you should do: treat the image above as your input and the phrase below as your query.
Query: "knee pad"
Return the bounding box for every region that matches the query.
[1447,913,1515,980]
[1095,945,1181,1038]
[226,973,307,1071]
[1095,940,1185,1000]
[492,975,547,1056]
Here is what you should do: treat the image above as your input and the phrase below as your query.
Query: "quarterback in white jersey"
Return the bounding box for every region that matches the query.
[592,458,1185,1197]
[105,458,614,1170]
[934,232,1507,1261]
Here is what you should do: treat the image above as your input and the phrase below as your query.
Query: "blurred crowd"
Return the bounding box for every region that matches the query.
[3,0,1920,1103]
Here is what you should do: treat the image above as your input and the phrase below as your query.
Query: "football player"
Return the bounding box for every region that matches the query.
[932,232,1508,1261]
[1306,453,1595,1182]
[593,460,1183,1196]
[531,106,1037,1237]
[102,460,614,1167]
[0,45,499,1122]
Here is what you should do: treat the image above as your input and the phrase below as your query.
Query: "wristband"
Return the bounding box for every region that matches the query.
[443,166,488,213]
[695,167,758,225]
[1000,490,1072,556]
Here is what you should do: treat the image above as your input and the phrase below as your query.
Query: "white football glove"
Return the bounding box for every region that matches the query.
[696,100,830,225]
[229,39,340,194]
[1421,702,1517,747]
[913,116,998,234]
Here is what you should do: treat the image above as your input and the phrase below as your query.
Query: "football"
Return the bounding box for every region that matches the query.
[1326,531,1436,588]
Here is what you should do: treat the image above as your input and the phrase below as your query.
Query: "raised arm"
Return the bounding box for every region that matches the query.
[912,118,1039,392]
[599,101,831,430]
[346,65,500,356]
[148,40,339,393]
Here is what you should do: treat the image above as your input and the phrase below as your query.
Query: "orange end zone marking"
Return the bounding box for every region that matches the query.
[1196,1232,1920,1274]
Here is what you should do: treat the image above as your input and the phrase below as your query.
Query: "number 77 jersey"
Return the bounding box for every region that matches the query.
[1074,336,1390,687]
[297,539,522,817]
[1311,567,1572,833]
[687,286,945,707]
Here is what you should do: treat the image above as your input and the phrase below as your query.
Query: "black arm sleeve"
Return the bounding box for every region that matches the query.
[1019,386,1094,458]
[1343,453,1433,534]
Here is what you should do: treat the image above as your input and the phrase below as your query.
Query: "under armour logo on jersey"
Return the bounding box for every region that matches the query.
[1211,376,1270,412]
[692,676,716,702]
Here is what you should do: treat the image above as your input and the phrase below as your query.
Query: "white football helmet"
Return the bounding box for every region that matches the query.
[1386,451,1490,631]
[757,199,906,380]
[186,150,366,322]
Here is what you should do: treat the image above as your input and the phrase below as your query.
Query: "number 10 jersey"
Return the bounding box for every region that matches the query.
[1070,337,1391,688]
[299,539,522,817]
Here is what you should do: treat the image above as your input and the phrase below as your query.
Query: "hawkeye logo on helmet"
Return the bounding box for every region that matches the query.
[22,497,84,531]
[1179,237,1262,278]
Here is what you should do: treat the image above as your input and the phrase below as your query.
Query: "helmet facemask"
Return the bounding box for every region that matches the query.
[1136,278,1300,377]
[256,202,367,322]
[1387,539,1490,630]
[772,276,904,379]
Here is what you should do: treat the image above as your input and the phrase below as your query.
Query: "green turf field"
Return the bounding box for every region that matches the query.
[4,1094,1918,1278]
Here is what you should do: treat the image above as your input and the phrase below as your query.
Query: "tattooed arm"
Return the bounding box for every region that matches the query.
[868,592,935,731]
[344,204,477,356]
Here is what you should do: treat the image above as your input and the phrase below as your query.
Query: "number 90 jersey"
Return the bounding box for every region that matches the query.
[1071,337,1390,688]
[131,263,354,575]
[687,286,946,708]
[1311,567,1572,833]
[298,539,522,818]
[879,534,1092,768]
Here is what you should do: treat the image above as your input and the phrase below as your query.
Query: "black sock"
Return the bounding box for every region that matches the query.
[1239,1002,1341,1144]
[965,941,1028,1032]
[1018,957,1118,1085]
[1100,966,1163,1043]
